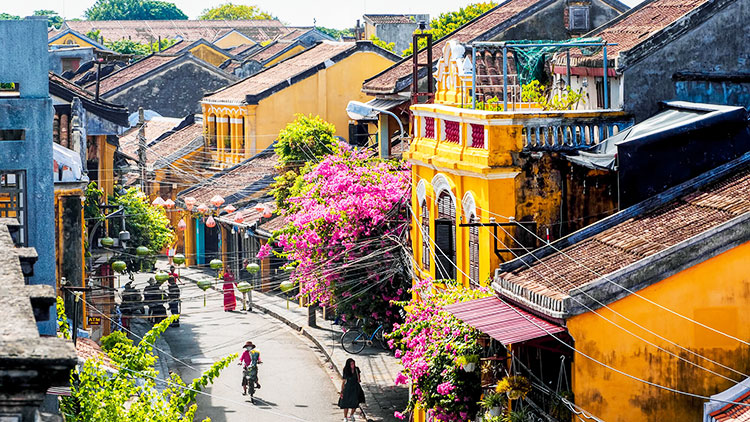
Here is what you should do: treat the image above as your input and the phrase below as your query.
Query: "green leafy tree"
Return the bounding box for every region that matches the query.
[60,314,235,421]
[109,187,175,271]
[317,26,354,40]
[34,9,63,29]
[105,38,177,55]
[85,0,188,20]
[402,2,497,56]
[369,35,395,53]
[0,13,20,20]
[199,3,274,20]
[270,114,339,209]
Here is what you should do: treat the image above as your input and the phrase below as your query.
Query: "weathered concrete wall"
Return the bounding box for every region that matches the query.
[622,0,750,121]
[104,60,235,118]
[0,17,56,335]
[375,21,421,55]
[48,47,95,75]
[674,78,750,110]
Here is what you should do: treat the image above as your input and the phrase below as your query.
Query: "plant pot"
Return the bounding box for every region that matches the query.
[507,390,523,400]
[463,362,476,372]
[489,407,502,417]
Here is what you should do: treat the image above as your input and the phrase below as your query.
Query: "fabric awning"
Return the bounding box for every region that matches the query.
[350,97,409,121]
[445,296,565,345]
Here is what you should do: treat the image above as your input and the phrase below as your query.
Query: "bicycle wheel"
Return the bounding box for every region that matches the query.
[341,329,366,354]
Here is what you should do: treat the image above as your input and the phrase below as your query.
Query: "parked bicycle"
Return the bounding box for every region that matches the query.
[341,321,388,354]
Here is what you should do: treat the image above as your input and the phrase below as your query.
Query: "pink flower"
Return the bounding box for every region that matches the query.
[394,411,405,420]
[394,373,408,385]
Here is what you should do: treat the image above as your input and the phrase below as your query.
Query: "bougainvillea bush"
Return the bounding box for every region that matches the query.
[388,278,492,421]
[259,144,411,329]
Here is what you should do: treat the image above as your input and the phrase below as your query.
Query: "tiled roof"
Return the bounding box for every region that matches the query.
[149,123,204,169]
[561,0,710,67]
[229,44,257,56]
[178,150,278,204]
[76,338,118,371]
[48,72,129,126]
[87,54,180,95]
[119,117,183,159]
[220,59,242,74]
[247,40,300,63]
[50,72,103,104]
[362,0,546,94]
[280,27,311,41]
[363,14,417,25]
[498,168,750,302]
[63,20,289,44]
[258,214,285,234]
[710,391,750,422]
[205,41,356,102]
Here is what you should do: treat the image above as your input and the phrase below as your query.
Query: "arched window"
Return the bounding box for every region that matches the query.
[207,114,217,148]
[421,200,430,271]
[468,214,479,284]
[435,191,456,280]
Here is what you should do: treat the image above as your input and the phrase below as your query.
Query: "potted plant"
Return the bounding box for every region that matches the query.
[456,354,479,372]
[480,392,505,417]
[496,376,531,401]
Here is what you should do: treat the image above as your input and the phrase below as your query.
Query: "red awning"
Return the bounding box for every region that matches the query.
[445,296,565,345]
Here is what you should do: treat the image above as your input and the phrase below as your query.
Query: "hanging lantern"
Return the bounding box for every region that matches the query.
[223,204,236,214]
[209,259,223,270]
[205,215,216,228]
[184,196,197,211]
[177,219,187,231]
[112,260,127,273]
[172,254,185,265]
[196,203,209,214]
[237,281,253,293]
[234,215,245,224]
[210,195,225,208]
[136,246,150,256]
[100,236,115,247]
[246,262,260,274]
[152,196,165,207]
[263,208,272,218]
[164,199,175,209]
[254,203,265,212]
[280,280,295,293]
[197,279,212,306]
[155,271,169,283]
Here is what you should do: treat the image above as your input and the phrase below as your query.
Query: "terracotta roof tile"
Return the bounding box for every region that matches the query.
[87,54,180,94]
[362,0,546,94]
[76,338,117,371]
[149,122,204,168]
[179,152,278,204]
[499,169,750,300]
[63,20,289,45]
[119,117,183,159]
[563,0,710,66]
[710,391,750,422]
[364,14,417,25]
[258,214,285,233]
[247,40,299,63]
[205,41,355,102]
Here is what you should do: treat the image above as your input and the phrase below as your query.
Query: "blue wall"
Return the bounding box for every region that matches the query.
[0,17,56,335]
[675,80,750,111]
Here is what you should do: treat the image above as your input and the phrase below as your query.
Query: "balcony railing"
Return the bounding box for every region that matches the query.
[410,104,634,158]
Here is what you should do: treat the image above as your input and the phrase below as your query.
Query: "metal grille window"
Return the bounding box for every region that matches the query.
[444,120,460,143]
[435,192,456,280]
[470,124,485,148]
[425,117,435,139]
[469,221,479,284]
[421,201,430,271]
[0,171,26,245]
[569,6,590,31]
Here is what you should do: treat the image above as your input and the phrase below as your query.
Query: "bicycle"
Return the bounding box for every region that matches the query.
[341,322,388,354]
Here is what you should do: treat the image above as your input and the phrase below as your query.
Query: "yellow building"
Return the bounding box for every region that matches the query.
[200,41,400,168]
[162,39,235,67]
[493,154,750,421]
[48,28,108,49]
[406,41,631,287]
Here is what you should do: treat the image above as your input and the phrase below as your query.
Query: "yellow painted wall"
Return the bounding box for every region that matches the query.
[567,241,750,422]
[202,50,397,160]
[214,32,256,49]
[263,45,306,67]
[97,136,116,199]
[50,32,97,48]
[189,44,230,67]
[364,23,376,39]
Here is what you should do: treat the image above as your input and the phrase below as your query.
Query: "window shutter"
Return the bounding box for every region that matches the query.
[569,7,589,31]
[435,220,455,280]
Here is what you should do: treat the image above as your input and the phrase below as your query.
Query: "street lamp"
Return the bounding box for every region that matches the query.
[346,100,405,158]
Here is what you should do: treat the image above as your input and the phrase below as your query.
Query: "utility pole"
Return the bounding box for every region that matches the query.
[137,107,146,192]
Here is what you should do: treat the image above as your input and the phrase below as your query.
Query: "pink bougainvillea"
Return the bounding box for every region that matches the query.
[264,144,411,328]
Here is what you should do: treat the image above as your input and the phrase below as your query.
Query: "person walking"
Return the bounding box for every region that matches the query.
[143,277,166,324]
[167,276,181,327]
[338,358,365,421]
[222,267,237,312]
[121,281,142,329]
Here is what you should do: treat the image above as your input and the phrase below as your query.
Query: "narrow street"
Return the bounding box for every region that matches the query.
[131,270,344,422]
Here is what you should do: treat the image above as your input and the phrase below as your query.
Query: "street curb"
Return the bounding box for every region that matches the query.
[181,274,344,381]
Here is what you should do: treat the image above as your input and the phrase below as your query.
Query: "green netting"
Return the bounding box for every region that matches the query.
[504,38,603,86]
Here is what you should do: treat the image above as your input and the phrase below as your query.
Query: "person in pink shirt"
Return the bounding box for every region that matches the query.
[222,267,237,312]
[238,341,261,399]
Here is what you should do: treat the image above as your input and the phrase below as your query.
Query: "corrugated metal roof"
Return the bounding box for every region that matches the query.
[444,296,565,345]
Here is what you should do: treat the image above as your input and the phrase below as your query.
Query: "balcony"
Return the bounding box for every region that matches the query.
[406,103,633,173]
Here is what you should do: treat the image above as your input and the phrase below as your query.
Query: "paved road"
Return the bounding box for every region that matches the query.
[132,273,346,422]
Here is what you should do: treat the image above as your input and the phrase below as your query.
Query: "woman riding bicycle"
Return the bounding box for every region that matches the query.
[239,341,261,397]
